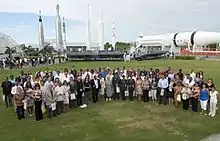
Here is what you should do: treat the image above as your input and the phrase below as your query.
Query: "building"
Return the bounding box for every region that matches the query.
[0,32,18,54]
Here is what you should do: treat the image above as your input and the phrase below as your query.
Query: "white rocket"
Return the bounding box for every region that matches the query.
[112,22,116,50]
[55,4,63,51]
[38,10,44,50]
[86,4,92,51]
[136,31,220,53]
[98,8,104,50]
[62,17,67,50]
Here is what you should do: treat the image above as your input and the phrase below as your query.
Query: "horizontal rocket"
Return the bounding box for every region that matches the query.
[137,31,220,47]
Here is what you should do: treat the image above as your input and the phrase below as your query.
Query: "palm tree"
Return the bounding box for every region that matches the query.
[4,46,17,60]
[39,43,57,56]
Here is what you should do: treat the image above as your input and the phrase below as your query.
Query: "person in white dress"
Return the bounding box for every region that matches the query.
[209,87,219,117]
[62,80,70,112]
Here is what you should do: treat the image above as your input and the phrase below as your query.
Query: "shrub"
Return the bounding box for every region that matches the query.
[175,56,196,60]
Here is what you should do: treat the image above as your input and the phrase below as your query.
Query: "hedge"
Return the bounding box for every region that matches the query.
[175,56,196,60]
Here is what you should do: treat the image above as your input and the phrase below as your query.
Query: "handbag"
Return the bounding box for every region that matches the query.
[182,93,187,100]
[116,87,120,93]
[70,93,76,100]
[177,94,181,102]
[125,90,129,96]
[160,89,164,96]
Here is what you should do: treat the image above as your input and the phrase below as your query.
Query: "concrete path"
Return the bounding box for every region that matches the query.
[201,134,220,141]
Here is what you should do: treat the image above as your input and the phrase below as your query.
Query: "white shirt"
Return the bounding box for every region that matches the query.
[11,86,17,95]
[94,79,99,89]
[158,78,169,89]
[168,73,174,80]
[190,72,196,80]
[23,81,35,88]
[55,86,64,101]
[210,91,218,103]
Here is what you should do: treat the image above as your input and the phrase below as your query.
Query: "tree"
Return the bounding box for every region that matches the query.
[39,43,57,56]
[115,42,131,51]
[4,46,16,60]
[104,42,113,50]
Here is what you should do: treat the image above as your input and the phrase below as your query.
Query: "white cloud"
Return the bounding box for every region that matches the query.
[0,0,220,43]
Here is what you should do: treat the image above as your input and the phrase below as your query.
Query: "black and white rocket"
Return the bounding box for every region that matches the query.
[38,10,44,50]
[62,17,67,50]
[98,8,104,50]
[55,4,63,51]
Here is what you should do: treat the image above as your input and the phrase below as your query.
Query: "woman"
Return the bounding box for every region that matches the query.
[206,78,215,92]
[200,84,209,115]
[142,76,150,102]
[209,86,219,117]
[62,80,70,112]
[33,83,43,121]
[168,79,174,106]
[14,86,25,120]
[181,84,192,110]
[174,82,182,108]
[191,83,200,112]
[105,75,113,101]
[99,75,105,101]
[25,81,34,116]
[77,76,84,107]
[151,77,157,104]
[82,75,91,107]
[135,76,143,102]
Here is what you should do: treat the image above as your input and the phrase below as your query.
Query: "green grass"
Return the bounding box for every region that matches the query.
[0,60,220,141]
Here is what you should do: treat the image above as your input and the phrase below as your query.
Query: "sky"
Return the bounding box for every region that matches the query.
[0,0,220,44]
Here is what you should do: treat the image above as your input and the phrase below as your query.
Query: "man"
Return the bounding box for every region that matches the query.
[119,75,127,101]
[45,84,57,119]
[112,72,120,100]
[157,74,169,105]
[91,75,101,103]
[1,77,12,107]
[69,77,77,108]
[127,76,135,101]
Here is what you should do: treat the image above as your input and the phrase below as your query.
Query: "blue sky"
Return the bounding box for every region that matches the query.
[0,12,85,44]
[0,0,220,44]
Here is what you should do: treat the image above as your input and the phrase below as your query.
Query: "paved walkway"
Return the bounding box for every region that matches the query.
[201,134,220,141]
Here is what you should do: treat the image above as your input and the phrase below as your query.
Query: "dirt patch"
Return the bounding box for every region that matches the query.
[119,119,156,130]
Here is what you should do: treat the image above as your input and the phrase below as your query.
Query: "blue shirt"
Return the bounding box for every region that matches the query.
[9,79,15,84]
[200,89,209,101]
[157,78,169,89]
[101,71,107,78]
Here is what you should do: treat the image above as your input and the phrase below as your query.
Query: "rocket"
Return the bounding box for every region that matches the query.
[98,8,104,50]
[86,4,92,51]
[112,22,116,50]
[55,4,63,51]
[38,10,44,50]
[136,31,220,53]
[62,17,67,50]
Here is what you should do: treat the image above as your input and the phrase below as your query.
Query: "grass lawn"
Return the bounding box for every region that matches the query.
[0,60,220,141]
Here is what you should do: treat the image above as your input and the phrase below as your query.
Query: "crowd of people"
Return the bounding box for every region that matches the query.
[0,55,66,70]
[1,66,219,121]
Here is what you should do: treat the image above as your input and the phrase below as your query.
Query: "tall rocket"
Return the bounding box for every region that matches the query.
[98,8,104,50]
[55,4,63,51]
[62,17,67,50]
[112,22,116,50]
[38,10,44,50]
[86,4,92,51]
